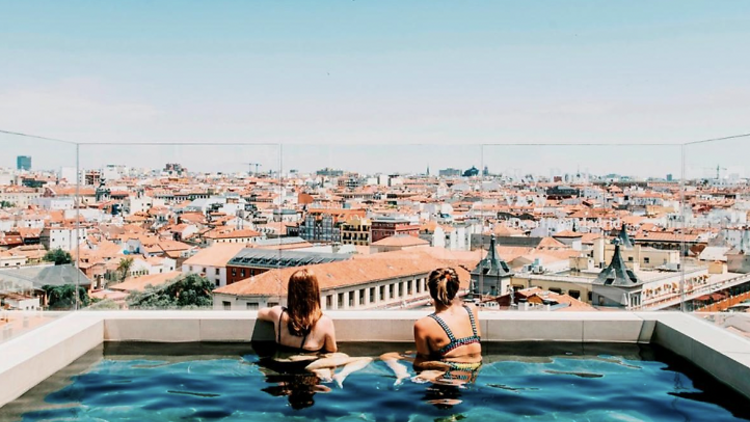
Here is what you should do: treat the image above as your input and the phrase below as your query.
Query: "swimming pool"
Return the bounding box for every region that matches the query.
[2,342,748,422]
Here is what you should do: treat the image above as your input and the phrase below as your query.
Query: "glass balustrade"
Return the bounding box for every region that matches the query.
[1,134,749,339]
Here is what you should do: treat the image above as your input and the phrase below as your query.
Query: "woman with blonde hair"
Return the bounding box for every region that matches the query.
[414,267,481,366]
[381,267,481,401]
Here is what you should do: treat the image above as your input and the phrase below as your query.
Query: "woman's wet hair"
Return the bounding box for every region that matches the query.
[286,269,323,336]
[427,267,460,307]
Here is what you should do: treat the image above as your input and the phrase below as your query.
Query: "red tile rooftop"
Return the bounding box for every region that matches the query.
[214,250,470,297]
[109,271,183,293]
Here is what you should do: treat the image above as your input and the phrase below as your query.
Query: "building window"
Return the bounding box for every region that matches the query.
[222,301,231,310]
[628,257,633,262]
[644,257,650,264]
[268,302,279,308]
[338,293,344,308]
[370,287,376,303]
[215,280,220,287]
[380,285,385,301]
[241,269,245,277]
[247,302,259,310]
[215,268,220,275]
[326,295,333,308]
[407,281,413,296]
[389,284,395,299]
[569,290,581,299]
[360,289,366,305]
[549,287,563,294]
[232,268,236,276]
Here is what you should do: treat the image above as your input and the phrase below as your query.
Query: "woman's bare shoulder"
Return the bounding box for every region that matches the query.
[414,316,435,330]
[258,305,283,321]
[318,314,335,327]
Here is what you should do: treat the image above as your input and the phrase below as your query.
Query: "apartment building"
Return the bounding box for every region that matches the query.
[341,216,371,246]
[212,250,470,310]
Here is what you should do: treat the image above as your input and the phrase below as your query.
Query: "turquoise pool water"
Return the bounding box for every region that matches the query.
[2,343,749,422]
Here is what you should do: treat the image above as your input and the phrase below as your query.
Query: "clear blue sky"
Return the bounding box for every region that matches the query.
[1,0,749,177]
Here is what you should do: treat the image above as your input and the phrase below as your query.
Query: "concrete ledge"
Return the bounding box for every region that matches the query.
[98,311,653,343]
[0,313,103,409]
[652,312,750,399]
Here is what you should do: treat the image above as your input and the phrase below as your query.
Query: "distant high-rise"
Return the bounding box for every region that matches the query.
[16,156,31,171]
[438,168,462,177]
[317,167,344,177]
[667,174,673,182]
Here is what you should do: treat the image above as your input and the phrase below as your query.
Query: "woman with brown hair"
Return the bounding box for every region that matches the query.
[258,269,337,353]
[257,269,372,389]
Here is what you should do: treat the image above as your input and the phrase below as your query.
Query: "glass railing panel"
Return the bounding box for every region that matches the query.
[77,142,281,311]
[0,131,78,343]
[684,136,750,333]
[481,143,682,311]
[220,143,488,312]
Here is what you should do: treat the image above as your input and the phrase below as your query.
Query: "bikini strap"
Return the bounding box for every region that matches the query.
[299,329,309,350]
[279,306,311,351]
[463,305,478,337]
[428,313,456,342]
[277,307,286,344]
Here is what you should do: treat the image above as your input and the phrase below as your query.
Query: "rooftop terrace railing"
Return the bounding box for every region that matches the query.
[2,131,750,342]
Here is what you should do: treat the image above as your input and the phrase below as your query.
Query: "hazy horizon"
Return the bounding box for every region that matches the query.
[1,0,749,178]
[0,134,747,181]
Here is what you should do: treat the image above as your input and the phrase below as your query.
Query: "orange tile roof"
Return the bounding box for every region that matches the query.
[183,243,246,267]
[553,230,582,238]
[371,235,429,247]
[205,228,261,239]
[537,237,567,249]
[214,250,470,297]
[109,271,183,292]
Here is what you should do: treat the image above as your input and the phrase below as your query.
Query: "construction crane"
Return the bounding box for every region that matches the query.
[704,164,727,180]
[246,163,262,175]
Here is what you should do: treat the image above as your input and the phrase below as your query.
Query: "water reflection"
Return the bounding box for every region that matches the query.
[4,342,750,421]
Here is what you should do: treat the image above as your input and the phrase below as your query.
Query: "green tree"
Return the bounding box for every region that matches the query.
[0,201,15,208]
[127,274,214,310]
[42,284,90,309]
[43,248,72,265]
[117,257,135,282]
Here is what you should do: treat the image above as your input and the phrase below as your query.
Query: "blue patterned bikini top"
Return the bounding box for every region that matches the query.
[427,305,481,356]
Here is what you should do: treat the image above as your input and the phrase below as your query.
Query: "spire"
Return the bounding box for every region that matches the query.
[595,239,640,286]
[471,235,513,278]
[615,224,634,249]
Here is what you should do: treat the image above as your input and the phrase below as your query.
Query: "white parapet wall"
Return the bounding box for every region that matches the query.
[100,310,655,343]
[0,311,749,408]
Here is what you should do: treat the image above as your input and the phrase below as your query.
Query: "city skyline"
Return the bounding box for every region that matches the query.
[2,135,750,180]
